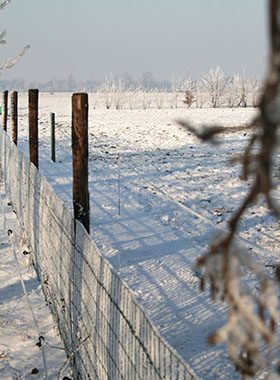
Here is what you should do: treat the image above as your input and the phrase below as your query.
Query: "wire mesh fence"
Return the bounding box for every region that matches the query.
[0,127,200,380]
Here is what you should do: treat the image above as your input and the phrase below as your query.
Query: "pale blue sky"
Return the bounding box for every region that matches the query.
[1,0,268,81]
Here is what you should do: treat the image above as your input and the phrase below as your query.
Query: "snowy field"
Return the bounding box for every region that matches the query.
[3,92,280,379]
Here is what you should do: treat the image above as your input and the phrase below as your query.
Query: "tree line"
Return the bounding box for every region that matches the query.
[0,68,263,109]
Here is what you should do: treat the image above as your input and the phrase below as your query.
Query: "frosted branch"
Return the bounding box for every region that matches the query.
[0,0,10,10]
[0,44,30,72]
[197,236,280,377]
[0,29,6,44]
[180,0,280,377]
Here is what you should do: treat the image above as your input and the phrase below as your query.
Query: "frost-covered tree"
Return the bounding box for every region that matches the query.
[224,74,240,107]
[112,78,125,110]
[152,87,166,109]
[202,66,228,108]
[0,0,30,74]
[100,73,114,109]
[247,77,263,107]
[194,80,208,109]
[99,74,127,109]
[179,1,280,377]
[181,76,196,107]
[181,75,196,94]
[237,72,247,107]
[170,77,181,108]
[224,73,247,108]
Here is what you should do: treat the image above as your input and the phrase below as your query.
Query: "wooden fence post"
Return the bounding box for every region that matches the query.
[50,112,55,162]
[3,90,8,131]
[29,89,39,169]
[11,91,18,145]
[72,93,90,233]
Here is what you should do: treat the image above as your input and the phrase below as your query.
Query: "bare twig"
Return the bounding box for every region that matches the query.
[177,119,224,144]
[177,119,255,144]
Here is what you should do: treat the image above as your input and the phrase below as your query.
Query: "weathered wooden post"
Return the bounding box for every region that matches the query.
[3,90,8,131]
[11,91,18,145]
[50,112,55,162]
[72,93,90,233]
[29,89,39,169]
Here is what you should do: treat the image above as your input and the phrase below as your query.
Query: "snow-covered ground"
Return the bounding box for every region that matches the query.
[0,178,71,379]
[3,92,280,379]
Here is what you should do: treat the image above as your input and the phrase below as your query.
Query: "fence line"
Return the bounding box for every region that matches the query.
[0,127,200,380]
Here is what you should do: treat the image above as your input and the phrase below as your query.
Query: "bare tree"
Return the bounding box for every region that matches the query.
[202,66,228,108]
[0,0,30,73]
[179,1,280,378]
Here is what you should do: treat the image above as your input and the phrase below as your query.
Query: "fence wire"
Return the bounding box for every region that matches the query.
[0,127,200,380]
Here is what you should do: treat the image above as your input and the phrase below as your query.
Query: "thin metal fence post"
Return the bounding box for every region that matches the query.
[11,91,18,145]
[50,112,55,162]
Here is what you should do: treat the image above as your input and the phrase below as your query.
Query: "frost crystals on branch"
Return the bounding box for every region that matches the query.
[0,29,6,44]
[0,44,30,73]
[0,0,11,10]
[197,235,279,378]
[179,0,280,377]
[0,0,30,73]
